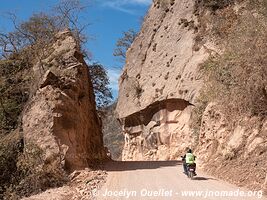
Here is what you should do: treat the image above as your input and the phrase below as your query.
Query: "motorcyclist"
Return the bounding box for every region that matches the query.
[182,148,197,176]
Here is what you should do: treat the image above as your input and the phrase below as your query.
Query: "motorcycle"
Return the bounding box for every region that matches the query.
[187,164,196,179]
[181,156,197,179]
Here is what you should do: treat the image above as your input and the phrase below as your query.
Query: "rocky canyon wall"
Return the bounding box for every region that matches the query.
[116,0,216,160]
[116,0,267,192]
[197,103,267,192]
[23,31,106,172]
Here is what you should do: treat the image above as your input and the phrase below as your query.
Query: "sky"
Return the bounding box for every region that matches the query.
[0,0,152,98]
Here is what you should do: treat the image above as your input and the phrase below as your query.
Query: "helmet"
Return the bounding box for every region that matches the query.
[187,148,192,153]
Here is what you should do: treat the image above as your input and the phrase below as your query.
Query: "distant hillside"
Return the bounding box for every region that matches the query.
[101,102,124,160]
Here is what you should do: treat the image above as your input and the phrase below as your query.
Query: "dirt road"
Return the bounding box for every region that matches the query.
[96,161,265,200]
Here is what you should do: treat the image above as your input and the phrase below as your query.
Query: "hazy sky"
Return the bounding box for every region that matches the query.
[0,0,152,98]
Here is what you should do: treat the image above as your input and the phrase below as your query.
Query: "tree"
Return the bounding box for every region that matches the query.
[0,0,113,110]
[0,12,61,62]
[89,63,113,109]
[53,0,89,47]
[0,0,89,59]
[113,29,137,63]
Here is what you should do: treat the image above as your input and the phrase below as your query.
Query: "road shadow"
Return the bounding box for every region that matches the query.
[193,176,217,181]
[104,160,182,172]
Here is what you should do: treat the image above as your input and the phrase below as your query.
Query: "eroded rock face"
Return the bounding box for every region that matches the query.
[23,31,106,172]
[116,0,267,192]
[121,99,195,160]
[197,103,267,192]
[116,0,214,160]
[264,175,267,193]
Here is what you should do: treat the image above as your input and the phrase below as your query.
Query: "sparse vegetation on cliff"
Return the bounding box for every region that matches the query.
[0,58,32,134]
[195,0,235,11]
[1,141,68,199]
[189,0,267,191]
[154,0,175,10]
[197,0,267,124]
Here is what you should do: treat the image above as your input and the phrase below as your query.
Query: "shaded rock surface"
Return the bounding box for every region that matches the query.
[101,102,124,160]
[23,31,106,172]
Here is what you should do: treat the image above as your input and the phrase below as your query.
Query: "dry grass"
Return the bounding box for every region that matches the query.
[201,10,267,122]
[190,0,267,136]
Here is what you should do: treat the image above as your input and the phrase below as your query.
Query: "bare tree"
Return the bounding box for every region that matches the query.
[0,0,113,111]
[0,12,58,60]
[0,0,90,59]
[113,29,137,63]
[54,0,90,47]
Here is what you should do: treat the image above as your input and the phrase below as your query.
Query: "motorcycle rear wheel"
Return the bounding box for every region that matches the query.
[188,171,193,179]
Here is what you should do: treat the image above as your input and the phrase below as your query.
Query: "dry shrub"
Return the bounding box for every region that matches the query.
[0,59,32,134]
[200,9,267,124]
[195,0,235,12]
[0,140,68,200]
[0,133,22,200]
[190,0,267,136]
[154,0,170,11]
[190,92,209,147]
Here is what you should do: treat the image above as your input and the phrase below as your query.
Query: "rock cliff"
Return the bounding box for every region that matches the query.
[23,31,106,172]
[116,0,216,160]
[197,103,267,192]
[116,0,267,192]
